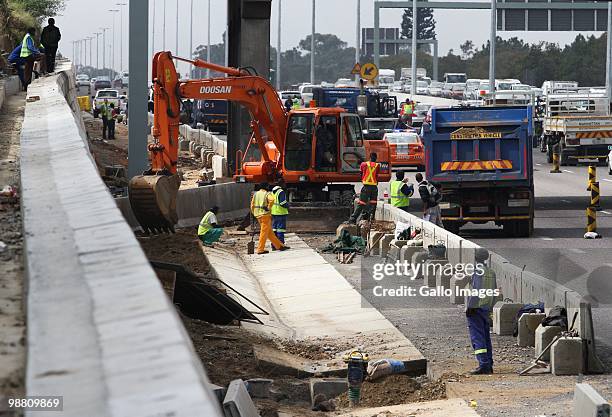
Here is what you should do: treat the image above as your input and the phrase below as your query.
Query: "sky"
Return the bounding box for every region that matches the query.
[57,0,604,75]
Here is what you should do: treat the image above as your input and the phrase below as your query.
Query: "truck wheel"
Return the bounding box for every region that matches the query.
[340,189,356,206]
[330,190,342,206]
[515,219,532,238]
[443,221,460,235]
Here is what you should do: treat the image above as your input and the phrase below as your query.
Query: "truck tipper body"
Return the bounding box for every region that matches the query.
[423,106,534,237]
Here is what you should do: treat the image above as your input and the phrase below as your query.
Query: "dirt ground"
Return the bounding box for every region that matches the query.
[83,113,210,190]
[0,91,26,416]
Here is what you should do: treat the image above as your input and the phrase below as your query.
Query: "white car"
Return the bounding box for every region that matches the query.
[76,74,90,87]
[391,81,404,92]
[93,89,120,117]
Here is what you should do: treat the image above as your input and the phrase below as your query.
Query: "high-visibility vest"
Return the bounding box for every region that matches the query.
[292,99,300,109]
[20,33,33,58]
[471,267,497,309]
[271,187,289,216]
[390,180,409,208]
[252,189,270,218]
[197,211,214,236]
[362,161,379,186]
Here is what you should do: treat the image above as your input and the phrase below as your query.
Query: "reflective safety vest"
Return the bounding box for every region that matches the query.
[271,187,288,216]
[471,266,497,309]
[292,99,300,109]
[20,33,33,58]
[362,161,379,186]
[390,180,409,208]
[197,211,214,236]
[252,189,271,218]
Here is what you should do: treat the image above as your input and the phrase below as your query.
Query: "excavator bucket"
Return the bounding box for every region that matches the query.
[128,174,182,234]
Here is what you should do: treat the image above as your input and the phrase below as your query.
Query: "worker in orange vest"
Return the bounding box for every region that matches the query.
[348,152,380,224]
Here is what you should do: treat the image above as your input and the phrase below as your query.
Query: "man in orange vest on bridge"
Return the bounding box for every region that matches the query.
[348,152,380,224]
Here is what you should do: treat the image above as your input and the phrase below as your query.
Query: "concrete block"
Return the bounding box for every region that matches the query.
[193,145,203,158]
[387,245,401,262]
[336,223,358,239]
[309,378,348,406]
[189,140,197,154]
[423,259,448,288]
[517,313,546,347]
[573,383,610,417]
[400,246,423,264]
[212,155,228,178]
[449,274,469,305]
[435,265,454,290]
[535,325,562,362]
[209,383,227,404]
[246,378,272,399]
[200,147,209,164]
[179,139,190,151]
[369,231,385,256]
[551,337,584,376]
[223,379,260,417]
[390,239,408,248]
[492,302,523,336]
[379,234,395,258]
[411,251,430,280]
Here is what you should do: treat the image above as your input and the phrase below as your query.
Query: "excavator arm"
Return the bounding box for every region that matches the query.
[129,52,288,234]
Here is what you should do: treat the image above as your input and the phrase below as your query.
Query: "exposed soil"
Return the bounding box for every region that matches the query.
[0,91,26,416]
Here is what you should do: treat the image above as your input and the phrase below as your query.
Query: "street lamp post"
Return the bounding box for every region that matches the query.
[117,3,127,72]
[100,27,109,72]
[95,32,101,69]
[411,0,417,96]
[176,0,179,59]
[355,0,360,84]
[152,0,156,56]
[163,0,166,50]
[83,38,88,67]
[189,0,193,76]
[311,0,315,84]
[87,37,93,70]
[489,0,496,100]
[276,0,281,90]
[109,9,119,73]
[207,0,211,77]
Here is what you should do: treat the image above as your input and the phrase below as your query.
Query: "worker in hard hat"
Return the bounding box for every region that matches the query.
[198,206,223,246]
[271,179,289,245]
[466,248,497,375]
[348,152,380,224]
[251,183,290,254]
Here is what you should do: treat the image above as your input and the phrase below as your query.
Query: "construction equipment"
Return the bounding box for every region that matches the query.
[129,52,391,233]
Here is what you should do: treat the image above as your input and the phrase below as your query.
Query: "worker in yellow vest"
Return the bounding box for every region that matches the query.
[198,206,223,246]
[20,27,41,89]
[271,180,289,244]
[390,171,414,212]
[348,153,380,224]
[251,183,290,254]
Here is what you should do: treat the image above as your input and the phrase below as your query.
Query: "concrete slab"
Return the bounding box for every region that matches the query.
[517,313,546,347]
[551,337,584,375]
[204,234,426,375]
[573,383,610,417]
[535,324,562,361]
[223,379,260,417]
[492,302,523,336]
[309,378,348,405]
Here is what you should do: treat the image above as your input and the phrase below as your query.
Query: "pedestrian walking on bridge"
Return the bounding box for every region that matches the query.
[41,18,61,73]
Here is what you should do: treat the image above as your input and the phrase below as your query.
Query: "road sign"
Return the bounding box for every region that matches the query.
[360,62,378,81]
[351,63,361,75]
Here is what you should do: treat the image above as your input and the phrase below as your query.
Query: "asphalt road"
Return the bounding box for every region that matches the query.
[458,148,612,368]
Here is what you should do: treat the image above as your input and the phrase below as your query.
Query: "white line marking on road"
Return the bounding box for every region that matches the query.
[603,178,612,183]
[562,169,574,173]
[569,248,586,254]
[535,163,542,166]
[562,199,571,203]
[602,210,611,215]
[540,237,554,241]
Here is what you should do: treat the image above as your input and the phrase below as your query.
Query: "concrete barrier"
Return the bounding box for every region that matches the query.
[375,202,602,372]
[0,75,21,111]
[573,383,610,417]
[20,62,222,416]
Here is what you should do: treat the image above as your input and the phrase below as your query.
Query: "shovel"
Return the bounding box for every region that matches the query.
[247,212,255,254]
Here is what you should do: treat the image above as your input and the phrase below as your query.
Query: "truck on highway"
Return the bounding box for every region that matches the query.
[400,67,426,81]
[444,73,467,84]
[377,69,396,90]
[422,106,534,237]
[195,99,228,134]
[542,92,612,165]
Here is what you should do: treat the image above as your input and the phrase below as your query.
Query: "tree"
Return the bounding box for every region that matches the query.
[400,3,436,51]
[13,0,65,20]
[460,40,474,60]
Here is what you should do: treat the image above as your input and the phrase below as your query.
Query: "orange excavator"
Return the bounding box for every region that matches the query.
[129,52,391,233]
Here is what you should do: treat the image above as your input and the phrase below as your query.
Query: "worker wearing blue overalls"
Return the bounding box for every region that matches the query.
[466,248,497,375]
[271,180,289,245]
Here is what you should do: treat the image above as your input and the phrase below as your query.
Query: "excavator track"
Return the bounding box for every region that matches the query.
[128,174,181,234]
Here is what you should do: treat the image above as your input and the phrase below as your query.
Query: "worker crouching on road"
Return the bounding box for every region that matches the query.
[348,153,380,224]
[466,248,497,375]
[271,180,289,245]
[251,183,290,255]
[198,206,223,246]
[390,171,413,212]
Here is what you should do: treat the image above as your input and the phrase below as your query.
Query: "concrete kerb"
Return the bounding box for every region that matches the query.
[0,75,21,112]
[21,62,222,417]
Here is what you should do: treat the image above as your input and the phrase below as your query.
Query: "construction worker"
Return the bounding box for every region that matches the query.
[390,171,413,212]
[399,99,415,125]
[271,180,289,244]
[416,172,443,227]
[198,206,223,246]
[348,153,380,224]
[292,95,301,110]
[466,248,497,375]
[251,183,290,254]
[7,44,26,90]
[41,18,61,73]
[20,27,41,90]
[100,99,110,139]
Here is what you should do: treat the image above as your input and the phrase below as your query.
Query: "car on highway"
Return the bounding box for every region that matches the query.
[113,71,129,88]
[94,76,112,90]
[76,73,90,87]
[384,130,424,171]
[449,84,466,100]
[477,81,491,97]
[363,118,397,140]
[416,80,429,95]
[92,89,120,118]
[278,90,301,106]
[411,103,432,127]
[334,78,354,88]
[427,81,444,97]
[391,81,404,93]
[299,84,315,105]
[465,79,482,99]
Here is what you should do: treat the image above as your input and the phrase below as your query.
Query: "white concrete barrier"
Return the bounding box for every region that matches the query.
[0,75,21,111]
[21,62,223,416]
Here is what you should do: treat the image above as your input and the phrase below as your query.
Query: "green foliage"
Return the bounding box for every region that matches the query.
[14,0,64,21]
[400,3,436,45]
